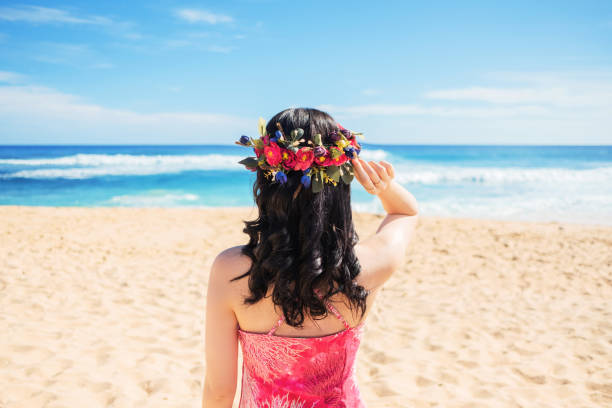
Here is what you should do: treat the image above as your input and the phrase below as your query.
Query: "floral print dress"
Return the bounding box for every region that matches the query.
[237,294,366,408]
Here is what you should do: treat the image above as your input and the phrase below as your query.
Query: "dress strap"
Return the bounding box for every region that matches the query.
[314,289,350,330]
[267,316,284,335]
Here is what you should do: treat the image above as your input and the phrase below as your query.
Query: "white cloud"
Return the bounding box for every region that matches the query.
[0,84,252,144]
[425,87,567,105]
[318,104,550,118]
[0,71,25,83]
[31,42,114,69]
[0,6,140,40]
[0,5,110,24]
[318,72,612,145]
[361,88,382,96]
[425,83,612,108]
[90,62,115,69]
[175,9,233,24]
[208,45,234,53]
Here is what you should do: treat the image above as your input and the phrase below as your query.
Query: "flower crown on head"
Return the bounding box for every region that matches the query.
[236,118,364,193]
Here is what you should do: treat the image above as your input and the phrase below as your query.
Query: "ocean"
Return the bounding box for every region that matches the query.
[1,145,610,225]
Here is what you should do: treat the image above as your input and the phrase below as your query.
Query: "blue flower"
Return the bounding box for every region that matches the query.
[269,136,278,143]
[275,171,287,184]
[275,130,283,139]
[344,146,356,159]
[300,174,311,188]
[238,135,250,145]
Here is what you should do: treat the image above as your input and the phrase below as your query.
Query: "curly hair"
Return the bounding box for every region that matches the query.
[231,107,368,327]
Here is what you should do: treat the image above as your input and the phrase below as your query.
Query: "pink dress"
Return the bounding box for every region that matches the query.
[237,293,366,408]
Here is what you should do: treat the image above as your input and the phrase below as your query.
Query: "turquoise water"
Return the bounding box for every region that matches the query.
[1,145,611,225]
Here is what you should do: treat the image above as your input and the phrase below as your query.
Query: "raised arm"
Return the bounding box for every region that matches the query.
[352,158,419,290]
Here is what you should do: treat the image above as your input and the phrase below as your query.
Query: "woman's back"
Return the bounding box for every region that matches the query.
[237,282,367,407]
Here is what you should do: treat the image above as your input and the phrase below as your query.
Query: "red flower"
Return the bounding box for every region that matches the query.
[294,147,314,170]
[314,153,332,167]
[328,146,348,166]
[280,148,297,169]
[263,142,282,166]
[254,147,263,158]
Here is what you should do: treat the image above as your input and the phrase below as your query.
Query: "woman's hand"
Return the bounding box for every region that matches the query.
[351,158,395,195]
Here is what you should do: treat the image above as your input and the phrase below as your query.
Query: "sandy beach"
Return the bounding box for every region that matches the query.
[1,206,611,408]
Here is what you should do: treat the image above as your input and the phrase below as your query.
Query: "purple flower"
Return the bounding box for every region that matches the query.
[300,174,311,188]
[313,146,327,157]
[238,135,250,145]
[341,129,351,138]
[275,171,287,184]
[344,146,356,159]
[269,136,278,143]
[329,130,341,142]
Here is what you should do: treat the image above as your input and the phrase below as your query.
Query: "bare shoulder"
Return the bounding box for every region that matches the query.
[208,246,252,295]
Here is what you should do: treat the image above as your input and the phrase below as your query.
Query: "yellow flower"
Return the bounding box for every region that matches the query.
[336,139,350,149]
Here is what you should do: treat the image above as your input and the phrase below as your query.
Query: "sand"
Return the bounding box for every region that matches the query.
[0,206,611,408]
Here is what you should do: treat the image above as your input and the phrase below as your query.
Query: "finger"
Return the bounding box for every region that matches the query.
[379,160,395,179]
[364,161,382,183]
[351,158,371,185]
[370,161,390,182]
[352,159,377,192]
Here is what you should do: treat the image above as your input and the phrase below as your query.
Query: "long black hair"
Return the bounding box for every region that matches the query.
[232,107,368,327]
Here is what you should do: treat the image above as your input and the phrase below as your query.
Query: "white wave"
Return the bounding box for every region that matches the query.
[414,193,612,225]
[358,149,388,160]
[109,193,199,207]
[394,165,612,185]
[0,153,244,179]
[0,153,244,167]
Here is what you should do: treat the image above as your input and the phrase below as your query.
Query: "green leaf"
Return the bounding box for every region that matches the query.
[313,133,323,146]
[326,165,340,182]
[295,128,304,139]
[330,148,342,159]
[239,157,258,169]
[341,163,354,184]
[253,138,264,149]
[312,171,323,193]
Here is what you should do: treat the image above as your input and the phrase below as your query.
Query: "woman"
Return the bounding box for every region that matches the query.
[202,108,419,407]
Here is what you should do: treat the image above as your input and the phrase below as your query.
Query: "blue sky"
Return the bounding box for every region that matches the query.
[0,1,611,145]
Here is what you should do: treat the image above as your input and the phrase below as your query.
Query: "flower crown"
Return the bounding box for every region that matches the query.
[236,118,363,193]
